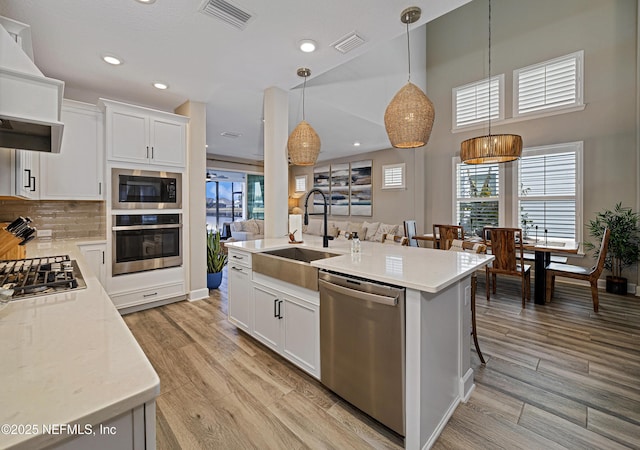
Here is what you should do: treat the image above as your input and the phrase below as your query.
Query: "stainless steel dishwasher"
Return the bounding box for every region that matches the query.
[318,270,405,436]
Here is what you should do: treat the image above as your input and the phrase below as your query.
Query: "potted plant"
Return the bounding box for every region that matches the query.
[207,229,228,289]
[585,202,640,295]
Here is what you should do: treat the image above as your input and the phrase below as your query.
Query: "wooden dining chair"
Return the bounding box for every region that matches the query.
[432,224,464,250]
[382,234,409,246]
[447,238,487,364]
[483,227,531,308]
[403,220,418,247]
[546,228,610,312]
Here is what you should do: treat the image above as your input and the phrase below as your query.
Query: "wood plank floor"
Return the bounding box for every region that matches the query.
[124,270,640,449]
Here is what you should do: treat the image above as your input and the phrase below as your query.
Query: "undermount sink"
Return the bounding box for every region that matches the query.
[252,247,339,291]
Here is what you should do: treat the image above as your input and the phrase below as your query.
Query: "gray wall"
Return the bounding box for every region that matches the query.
[425,0,638,282]
[289,147,423,229]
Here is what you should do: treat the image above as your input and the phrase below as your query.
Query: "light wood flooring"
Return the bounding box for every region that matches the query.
[124,271,640,449]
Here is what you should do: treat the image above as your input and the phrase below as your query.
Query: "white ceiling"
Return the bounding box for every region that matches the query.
[0,0,471,162]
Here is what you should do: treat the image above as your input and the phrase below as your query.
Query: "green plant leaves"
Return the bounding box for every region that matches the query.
[207,229,228,273]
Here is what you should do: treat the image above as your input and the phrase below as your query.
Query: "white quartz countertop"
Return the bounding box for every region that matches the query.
[226,235,494,292]
[0,239,159,449]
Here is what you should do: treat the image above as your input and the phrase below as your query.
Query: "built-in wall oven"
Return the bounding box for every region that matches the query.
[112,168,182,210]
[112,213,182,276]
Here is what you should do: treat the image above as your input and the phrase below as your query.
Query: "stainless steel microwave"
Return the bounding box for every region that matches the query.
[112,168,182,209]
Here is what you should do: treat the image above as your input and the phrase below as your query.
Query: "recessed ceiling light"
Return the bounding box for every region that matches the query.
[135,0,156,4]
[153,82,169,90]
[353,142,361,147]
[299,39,317,53]
[102,55,122,65]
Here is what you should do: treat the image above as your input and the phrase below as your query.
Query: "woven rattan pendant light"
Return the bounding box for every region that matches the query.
[384,6,435,149]
[288,68,320,166]
[460,0,522,164]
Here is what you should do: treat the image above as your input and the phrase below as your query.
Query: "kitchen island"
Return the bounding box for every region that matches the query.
[226,235,494,449]
[0,240,159,450]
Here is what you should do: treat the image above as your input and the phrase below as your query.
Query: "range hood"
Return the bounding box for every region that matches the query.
[0,16,64,153]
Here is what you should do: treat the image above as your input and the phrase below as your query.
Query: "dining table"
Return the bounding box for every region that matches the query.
[413,234,580,304]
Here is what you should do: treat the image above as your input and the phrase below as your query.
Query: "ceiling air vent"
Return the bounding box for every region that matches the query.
[331,32,366,54]
[220,131,242,138]
[199,0,253,30]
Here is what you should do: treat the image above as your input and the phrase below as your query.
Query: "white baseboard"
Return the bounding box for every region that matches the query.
[188,288,210,301]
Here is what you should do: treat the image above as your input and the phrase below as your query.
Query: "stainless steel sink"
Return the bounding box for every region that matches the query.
[252,247,339,291]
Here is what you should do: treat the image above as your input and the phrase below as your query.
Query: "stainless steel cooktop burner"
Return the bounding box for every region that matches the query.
[0,255,86,301]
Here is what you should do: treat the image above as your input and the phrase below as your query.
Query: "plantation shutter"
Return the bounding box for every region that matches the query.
[517,146,579,240]
[382,163,405,189]
[453,76,501,129]
[456,162,500,236]
[515,51,582,116]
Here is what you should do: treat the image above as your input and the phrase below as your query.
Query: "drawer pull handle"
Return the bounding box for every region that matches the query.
[232,266,244,271]
[143,292,158,298]
[232,255,244,259]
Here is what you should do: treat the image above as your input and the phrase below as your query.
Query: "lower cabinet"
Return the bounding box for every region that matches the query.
[252,280,320,378]
[228,264,253,333]
[79,242,106,287]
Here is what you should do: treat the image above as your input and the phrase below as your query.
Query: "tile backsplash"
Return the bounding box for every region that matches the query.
[0,200,105,240]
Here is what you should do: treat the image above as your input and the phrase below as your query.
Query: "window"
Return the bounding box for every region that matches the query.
[294,175,307,192]
[514,51,583,118]
[382,163,405,189]
[452,75,503,130]
[454,161,503,237]
[515,142,582,242]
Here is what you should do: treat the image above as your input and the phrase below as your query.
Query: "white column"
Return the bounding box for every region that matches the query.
[175,100,208,301]
[263,87,289,238]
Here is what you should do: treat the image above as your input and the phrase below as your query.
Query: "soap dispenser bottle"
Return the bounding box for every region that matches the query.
[351,232,361,254]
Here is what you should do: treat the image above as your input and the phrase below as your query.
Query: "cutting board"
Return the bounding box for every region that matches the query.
[0,223,26,260]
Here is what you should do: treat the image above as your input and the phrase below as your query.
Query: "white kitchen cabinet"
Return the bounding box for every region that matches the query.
[14,149,39,199]
[0,100,103,200]
[251,279,320,378]
[252,284,282,351]
[40,100,104,200]
[79,242,106,287]
[281,292,319,376]
[101,99,187,168]
[227,249,253,334]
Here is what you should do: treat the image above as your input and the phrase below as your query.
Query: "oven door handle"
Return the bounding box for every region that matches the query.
[112,224,183,231]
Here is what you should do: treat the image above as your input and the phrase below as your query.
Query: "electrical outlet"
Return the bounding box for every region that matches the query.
[37,229,53,239]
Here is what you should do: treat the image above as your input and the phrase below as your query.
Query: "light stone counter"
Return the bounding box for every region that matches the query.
[226,235,494,292]
[0,239,159,449]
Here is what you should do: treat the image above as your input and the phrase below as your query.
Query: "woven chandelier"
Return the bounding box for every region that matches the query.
[288,68,320,166]
[460,0,522,164]
[384,6,435,149]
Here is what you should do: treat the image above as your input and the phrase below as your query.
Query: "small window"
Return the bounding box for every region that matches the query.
[294,175,307,192]
[514,51,583,118]
[452,75,503,130]
[382,163,405,189]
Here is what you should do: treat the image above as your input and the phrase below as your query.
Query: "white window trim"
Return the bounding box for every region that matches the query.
[294,175,307,193]
[452,74,505,132]
[451,157,506,228]
[381,163,406,190]
[513,50,584,120]
[511,141,583,243]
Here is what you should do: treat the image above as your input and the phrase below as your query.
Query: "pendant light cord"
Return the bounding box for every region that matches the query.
[302,75,307,121]
[406,17,411,82]
[488,0,492,141]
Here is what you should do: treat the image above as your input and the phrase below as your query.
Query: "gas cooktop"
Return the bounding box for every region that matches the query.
[0,255,86,301]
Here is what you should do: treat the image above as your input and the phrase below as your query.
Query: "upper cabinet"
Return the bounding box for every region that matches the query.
[101,99,187,168]
[39,100,104,200]
[0,99,104,200]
